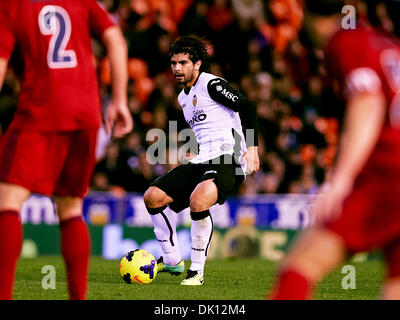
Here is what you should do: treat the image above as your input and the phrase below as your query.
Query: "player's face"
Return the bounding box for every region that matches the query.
[170,53,200,87]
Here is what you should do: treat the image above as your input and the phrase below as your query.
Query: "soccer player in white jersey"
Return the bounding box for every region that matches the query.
[143,36,259,285]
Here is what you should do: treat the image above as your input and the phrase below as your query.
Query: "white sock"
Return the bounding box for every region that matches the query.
[150,208,182,266]
[189,215,213,276]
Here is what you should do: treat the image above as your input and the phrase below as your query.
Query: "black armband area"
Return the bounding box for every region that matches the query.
[207,78,258,147]
[240,100,258,147]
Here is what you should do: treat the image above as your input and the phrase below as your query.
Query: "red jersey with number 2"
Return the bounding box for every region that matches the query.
[0,0,115,131]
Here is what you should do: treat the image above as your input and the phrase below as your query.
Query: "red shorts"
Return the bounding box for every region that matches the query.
[326,172,400,277]
[0,128,98,198]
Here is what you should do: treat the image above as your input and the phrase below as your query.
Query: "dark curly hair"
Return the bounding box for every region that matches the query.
[168,35,211,72]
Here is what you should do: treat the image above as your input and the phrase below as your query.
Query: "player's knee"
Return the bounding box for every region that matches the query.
[0,182,31,212]
[190,180,218,213]
[144,187,167,209]
[189,195,209,212]
[53,196,83,221]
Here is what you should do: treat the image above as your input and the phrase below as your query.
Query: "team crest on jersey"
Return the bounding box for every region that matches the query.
[192,95,197,107]
[220,143,232,152]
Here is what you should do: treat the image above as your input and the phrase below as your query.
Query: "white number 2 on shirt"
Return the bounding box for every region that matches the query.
[38,5,77,69]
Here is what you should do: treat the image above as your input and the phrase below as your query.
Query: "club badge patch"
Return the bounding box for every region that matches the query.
[193,94,197,107]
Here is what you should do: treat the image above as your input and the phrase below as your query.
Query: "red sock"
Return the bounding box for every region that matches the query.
[268,269,313,300]
[60,216,90,300]
[0,210,22,300]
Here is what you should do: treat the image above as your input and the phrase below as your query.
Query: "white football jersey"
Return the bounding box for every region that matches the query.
[177,72,247,170]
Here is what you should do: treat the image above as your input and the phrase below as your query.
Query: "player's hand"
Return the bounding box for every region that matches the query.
[241,146,260,175]
[312,175,353,225]
[105,102,133,138]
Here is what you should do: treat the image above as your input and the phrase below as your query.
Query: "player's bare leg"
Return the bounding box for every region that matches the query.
[382,239,400,299]
[382,278,400,299]
[53,196,90,300]
[269,227,346,299]
[189,179,218,212]
[143,186,174,209]
[143,187,184,274]
[0,182,30,299]
[0,182,31,211]
[181,179,218,286]
[54,196,83,221]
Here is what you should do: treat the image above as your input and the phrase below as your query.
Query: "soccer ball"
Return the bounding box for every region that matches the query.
[120,249,158,284]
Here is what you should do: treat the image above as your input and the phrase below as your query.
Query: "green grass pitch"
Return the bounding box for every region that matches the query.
[13,256,385,300]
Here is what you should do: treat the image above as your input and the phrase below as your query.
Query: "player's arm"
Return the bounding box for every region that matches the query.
[313,68,386,223]
[0,57,8,91]
[333,95,385,186]
[102,26,133,138]
[207,78,260,174]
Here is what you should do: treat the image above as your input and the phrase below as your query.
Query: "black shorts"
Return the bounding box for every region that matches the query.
[150,154,245,213]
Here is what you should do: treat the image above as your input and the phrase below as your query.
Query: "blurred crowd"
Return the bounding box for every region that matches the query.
[1,0,397,196]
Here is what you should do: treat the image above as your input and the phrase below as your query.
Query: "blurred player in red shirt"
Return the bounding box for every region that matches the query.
[269,0,400,299]
[0,0,133,299]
